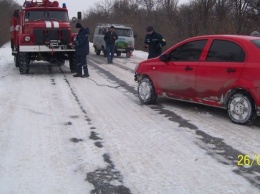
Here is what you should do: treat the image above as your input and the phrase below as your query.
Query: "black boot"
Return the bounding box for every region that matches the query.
[73,74,82,77]
[81,74,89,78]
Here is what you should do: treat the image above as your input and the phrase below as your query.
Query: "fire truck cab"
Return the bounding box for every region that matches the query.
[10,0,77,74]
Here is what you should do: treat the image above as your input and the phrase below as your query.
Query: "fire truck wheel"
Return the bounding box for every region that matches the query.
[19,52,30,74]
[69,54,77,73]
[57,59,65,66]
[14,55,19,67]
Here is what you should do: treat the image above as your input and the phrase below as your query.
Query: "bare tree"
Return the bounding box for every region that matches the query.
[230,0,250,34]
[140,0,155,14]
[95,0,114,17]
[82,0,260,51]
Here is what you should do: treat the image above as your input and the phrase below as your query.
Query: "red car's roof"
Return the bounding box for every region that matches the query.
[188,34,260,41]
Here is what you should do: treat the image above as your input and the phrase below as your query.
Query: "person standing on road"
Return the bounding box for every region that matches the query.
[72,22,90,78]
[104,26,118,64]
[144,26,166,59]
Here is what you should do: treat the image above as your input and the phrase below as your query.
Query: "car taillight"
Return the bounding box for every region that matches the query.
[128,42,133,48]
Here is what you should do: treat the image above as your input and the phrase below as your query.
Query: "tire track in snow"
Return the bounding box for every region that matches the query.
[58,66,132,194]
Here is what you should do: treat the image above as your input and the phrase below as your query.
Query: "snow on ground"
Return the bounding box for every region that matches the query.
[0,42,259,194]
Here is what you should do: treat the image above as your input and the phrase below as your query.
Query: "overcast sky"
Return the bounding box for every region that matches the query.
[15,0,190,18]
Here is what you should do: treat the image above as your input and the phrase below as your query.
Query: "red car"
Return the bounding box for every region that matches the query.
[134,35,260,125]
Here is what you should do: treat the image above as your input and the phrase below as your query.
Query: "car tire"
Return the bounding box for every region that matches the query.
[138,77,158,104]
[227,92,257,125]
[56,59,65,66]
[19,52,30,74]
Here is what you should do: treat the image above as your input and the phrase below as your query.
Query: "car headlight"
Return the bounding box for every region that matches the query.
[24,36,30,42]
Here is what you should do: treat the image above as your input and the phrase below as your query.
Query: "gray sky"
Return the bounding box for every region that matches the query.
[15,0,189,19]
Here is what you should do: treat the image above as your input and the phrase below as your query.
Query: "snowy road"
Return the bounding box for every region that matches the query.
[0,43,260,194]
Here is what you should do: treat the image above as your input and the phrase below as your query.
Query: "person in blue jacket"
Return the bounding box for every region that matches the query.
[144,26,166,59]
[72,23,90,78]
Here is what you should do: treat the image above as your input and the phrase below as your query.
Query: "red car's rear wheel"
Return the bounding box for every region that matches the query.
[227,93,256,125]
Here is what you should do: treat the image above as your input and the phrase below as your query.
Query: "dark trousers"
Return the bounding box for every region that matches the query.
[148,48,162,59]
[76,55,89,75]
[106,43,115,62]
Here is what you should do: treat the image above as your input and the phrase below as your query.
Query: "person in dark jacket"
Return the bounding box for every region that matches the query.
[104,26,118,64]
[72,22,90,78]
[144,26,166,59]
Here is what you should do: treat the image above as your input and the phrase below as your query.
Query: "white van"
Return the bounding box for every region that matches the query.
[93,24,135,58]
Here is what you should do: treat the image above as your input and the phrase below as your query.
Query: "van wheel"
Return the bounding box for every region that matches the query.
[103,50,107,57]
[227,93,256,125]
[138,77,157,104]
[116,52,121,57]
[126,51,130,58]
[19,52,30,74]
[96,49,101,55]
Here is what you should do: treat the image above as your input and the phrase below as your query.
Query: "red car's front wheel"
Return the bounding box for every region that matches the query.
[138,77,158,104]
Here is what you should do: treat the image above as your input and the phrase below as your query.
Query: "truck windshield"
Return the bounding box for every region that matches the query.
[115,28,133,37]
[25,10,69,22]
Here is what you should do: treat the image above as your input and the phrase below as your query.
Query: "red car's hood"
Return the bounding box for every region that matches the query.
[136,57,161,73]
[140,57,160,65]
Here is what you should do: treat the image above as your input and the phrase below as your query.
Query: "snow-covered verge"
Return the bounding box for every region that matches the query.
[0,42,259,194]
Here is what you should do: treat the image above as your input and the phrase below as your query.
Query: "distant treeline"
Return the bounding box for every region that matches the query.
[2,0,260,51]
[81,0,260,51]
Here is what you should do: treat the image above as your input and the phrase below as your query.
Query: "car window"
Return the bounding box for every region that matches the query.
[25,10,69,22]
[251,39,260,49]
[170,40,207,61]
[98,27,107,35]
[206,40,245,62]
[115,28,133,37]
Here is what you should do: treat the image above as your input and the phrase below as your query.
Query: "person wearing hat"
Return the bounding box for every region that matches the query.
[144,26,166,59]
[104,26,118,64]
[72,22,90,78]
[251,31,260,36]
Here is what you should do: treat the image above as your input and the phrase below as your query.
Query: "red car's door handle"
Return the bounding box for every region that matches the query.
[185,66,193,71]
[226,68,236,73]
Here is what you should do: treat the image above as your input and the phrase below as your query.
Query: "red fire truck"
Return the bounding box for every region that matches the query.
[10,0,77,74]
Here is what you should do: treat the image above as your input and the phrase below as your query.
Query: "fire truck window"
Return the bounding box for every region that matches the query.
[25,11,69,22]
